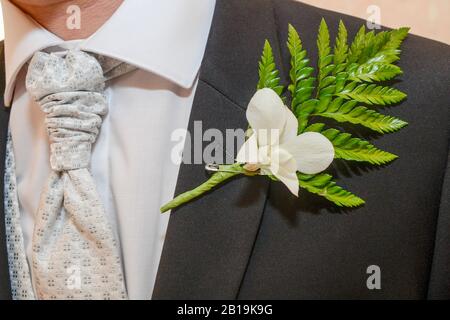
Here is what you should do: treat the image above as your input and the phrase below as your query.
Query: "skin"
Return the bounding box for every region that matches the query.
[10,0,124,40]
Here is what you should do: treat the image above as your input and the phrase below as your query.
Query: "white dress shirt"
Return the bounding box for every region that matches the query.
[2,0,216,299]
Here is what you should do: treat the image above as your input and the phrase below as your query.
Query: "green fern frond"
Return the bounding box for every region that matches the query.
[358,30,375,62]
[305,123,398,164]
[366,27,410,64]
[256,20,409,208]
[383,27,410,51]
[298,173,365,207]
[336,82,406,105]
[358,30,390,63]
[257,40,284,95]
[287,24,315,113]
[347,25,366,64]
[349,27,408,66]
[348,62,402,83]
[333,20,349,74]
[313,98,408,133]
[317,19,335,95]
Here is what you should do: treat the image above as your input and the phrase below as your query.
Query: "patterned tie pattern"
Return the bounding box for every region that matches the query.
[25,50,128,300]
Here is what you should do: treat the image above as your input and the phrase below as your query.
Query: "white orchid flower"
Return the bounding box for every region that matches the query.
[236,88,335,196]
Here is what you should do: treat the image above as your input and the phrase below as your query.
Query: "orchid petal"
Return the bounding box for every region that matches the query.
[283,132,335,174]
[236,133,258,164]
[270,147,299,195]
[247,88,286,147]
[280,105,299,144]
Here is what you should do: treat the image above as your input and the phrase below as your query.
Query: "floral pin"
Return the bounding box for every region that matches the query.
[161,19,409,213]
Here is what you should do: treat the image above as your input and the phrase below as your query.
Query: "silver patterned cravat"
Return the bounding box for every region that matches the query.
[24,50,128,300]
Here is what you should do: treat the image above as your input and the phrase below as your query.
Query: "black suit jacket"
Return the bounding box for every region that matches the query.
[0,0,449,300]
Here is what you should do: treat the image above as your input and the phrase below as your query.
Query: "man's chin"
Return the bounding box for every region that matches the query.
[10,0,72,7]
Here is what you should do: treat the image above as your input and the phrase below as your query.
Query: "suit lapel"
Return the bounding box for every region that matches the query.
[0,41,12,300]
[153,0,284,299]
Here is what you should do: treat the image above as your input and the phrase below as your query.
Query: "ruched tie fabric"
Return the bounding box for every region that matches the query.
[25,50,127,300]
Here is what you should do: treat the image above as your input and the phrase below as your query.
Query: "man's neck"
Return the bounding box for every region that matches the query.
[10,0,124,40]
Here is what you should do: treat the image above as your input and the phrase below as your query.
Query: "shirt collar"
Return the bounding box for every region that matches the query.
[2,0,216,106]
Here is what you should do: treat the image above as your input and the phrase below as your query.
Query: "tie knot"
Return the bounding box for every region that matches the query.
[26,50,108,171]
[26,50,105,98]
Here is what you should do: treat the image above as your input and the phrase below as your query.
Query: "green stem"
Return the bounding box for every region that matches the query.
[160,163,246,213]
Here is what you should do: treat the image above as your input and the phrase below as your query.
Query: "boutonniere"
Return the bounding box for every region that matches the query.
[161,19,409,213]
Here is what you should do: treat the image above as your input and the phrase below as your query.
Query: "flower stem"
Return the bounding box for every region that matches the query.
[160,163,246,213]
